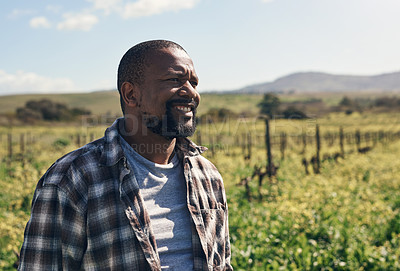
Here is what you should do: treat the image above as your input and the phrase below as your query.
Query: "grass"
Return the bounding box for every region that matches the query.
[1,92,400,269]
[217,140,400,270]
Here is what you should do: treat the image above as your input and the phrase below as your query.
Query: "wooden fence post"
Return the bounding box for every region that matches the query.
[302,133,307,154]
[339,127,344,158]
[20,133,25,155]
[210,135,215,157]
[280,132,287,160]
[196,130,202,146]
[246,133,252,160]
[241,133,246,155]
[355,130,361,150]
[76,134,81,146]
[315,124,321,174]
[8,133,12,161]
[265,119,272,178]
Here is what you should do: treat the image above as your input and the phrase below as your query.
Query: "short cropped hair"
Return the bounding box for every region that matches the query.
[117,40,187,114]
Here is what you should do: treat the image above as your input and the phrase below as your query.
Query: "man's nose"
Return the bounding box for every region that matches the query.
[178,80,200,104]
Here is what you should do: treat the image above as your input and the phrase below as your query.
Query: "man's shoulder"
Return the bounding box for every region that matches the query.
[190,154,217,168]
[176,137,222,178]
[41,137,106,187]
[188,154,222,180]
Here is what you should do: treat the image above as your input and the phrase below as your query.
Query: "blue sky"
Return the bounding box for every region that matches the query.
[1,0,400,95]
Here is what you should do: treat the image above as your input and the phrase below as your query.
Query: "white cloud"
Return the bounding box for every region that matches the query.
[29,16,52,29]
[19,0,200,32]
[57,13,99,31]
[7,9,36,19]
[0,70,77,95]
[46,5,63,14]
[122,0,200,18]
[87,0,122,15]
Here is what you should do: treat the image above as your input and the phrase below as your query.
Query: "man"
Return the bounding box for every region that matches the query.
[19,40,233,270]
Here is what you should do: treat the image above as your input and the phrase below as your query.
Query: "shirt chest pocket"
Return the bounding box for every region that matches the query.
[200,208,227,269]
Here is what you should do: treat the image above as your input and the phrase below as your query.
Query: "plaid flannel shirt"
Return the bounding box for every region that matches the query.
[19,118,232,271]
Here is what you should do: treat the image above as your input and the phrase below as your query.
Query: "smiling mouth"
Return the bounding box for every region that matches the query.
[166,99,197,118]
[175,105,192,113]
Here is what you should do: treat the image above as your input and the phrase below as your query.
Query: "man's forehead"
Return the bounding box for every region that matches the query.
[144,47,193,67]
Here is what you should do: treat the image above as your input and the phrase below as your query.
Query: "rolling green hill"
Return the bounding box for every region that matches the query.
[1,90,397,122]
[238,71,400,93]
[0,90,122,116]
[0,91,264,117]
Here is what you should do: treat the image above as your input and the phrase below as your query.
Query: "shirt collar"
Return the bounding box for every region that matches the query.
[99,118,125,166]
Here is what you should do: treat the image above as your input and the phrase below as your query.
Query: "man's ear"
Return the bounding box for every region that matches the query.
[121,82,140,109]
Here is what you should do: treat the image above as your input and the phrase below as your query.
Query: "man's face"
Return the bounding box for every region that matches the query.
[136,48,200,139]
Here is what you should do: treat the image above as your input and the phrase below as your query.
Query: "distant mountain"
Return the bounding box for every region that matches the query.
[236,71,400,93]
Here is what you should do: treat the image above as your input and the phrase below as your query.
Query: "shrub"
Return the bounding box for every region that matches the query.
[282,106,308,119]
[16,99,91,122]
[52,138,70,148]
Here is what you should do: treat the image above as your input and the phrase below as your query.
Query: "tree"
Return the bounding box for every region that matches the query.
[16,99,91,122]
[374,96,399,108]
[338,96,362,114]
[257,93,281,119]
[339,96,354,107]
[16,107,43,123]
[282,106,308,119]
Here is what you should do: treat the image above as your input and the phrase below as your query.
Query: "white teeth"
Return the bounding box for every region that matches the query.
[176,106,191,112]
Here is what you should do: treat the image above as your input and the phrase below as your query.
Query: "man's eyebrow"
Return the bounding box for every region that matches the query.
[165,70,184,75]
[163,69,198,80]
[163,68,183,75]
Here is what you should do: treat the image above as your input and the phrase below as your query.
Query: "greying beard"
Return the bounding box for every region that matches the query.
[144,99,197,139]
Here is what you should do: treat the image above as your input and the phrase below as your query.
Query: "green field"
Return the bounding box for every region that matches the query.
[0,90,122,116]
[0,90,265,118]
[1,89,398,121]
[1,92,400,270]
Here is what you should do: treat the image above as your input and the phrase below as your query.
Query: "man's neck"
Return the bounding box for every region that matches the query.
[121,118,176,165]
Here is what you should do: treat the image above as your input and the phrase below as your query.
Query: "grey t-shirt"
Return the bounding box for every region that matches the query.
[120,136,194,270]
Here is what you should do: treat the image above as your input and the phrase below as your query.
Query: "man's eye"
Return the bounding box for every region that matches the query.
[168,78,179,82]
[190,81,198,87]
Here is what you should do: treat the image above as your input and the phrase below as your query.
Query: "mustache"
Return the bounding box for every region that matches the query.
[166,99,198,109]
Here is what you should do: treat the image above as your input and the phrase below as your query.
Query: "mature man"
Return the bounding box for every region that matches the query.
[19,40,232,270]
